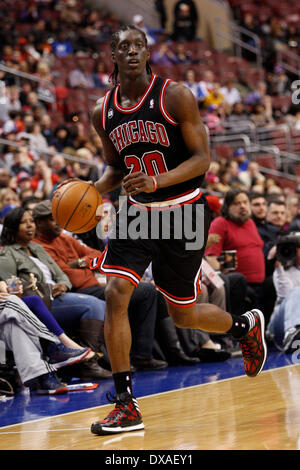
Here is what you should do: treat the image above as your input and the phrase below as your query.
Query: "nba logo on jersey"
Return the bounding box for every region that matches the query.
[149,99,154,109]
[108,108,114,119]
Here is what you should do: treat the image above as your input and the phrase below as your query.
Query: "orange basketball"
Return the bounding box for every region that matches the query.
[51,180,102,234]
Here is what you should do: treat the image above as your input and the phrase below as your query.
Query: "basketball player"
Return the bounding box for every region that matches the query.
[90,25,267,436]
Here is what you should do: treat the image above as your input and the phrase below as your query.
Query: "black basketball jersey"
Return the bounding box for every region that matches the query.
[101,74,205,203]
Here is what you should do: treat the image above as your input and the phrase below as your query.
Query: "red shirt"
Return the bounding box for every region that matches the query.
[205,216,265,283]
[34,233,101,290]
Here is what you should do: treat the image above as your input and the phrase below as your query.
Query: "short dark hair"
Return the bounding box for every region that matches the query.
[21,195,41,209]
[1,207,27,245]
[221,188,249,219]
[249,192,266,202]
[109,25,152,85]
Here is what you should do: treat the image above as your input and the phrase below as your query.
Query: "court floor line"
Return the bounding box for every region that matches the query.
[0,362,297,432]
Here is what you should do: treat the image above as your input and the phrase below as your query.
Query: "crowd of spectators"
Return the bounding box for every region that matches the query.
[0,0,300,395]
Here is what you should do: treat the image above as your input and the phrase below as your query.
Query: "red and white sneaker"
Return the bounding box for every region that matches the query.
[239,309,267,377]
[91,392,144,435]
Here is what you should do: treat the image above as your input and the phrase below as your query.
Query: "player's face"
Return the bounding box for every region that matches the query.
[113,29,150,76]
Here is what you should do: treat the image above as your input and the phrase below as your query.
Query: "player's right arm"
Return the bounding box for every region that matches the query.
[92,98,125,194]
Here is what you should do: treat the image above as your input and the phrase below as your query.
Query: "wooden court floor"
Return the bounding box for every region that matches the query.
[1,364,300,451]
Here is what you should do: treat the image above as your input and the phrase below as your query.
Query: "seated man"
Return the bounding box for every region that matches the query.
[205,188,266,311]
[267,232,300,353]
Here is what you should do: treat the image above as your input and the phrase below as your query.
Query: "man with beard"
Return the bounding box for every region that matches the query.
[205,188,265,310]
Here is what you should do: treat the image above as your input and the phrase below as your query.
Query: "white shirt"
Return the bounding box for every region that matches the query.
[220,86,241,106]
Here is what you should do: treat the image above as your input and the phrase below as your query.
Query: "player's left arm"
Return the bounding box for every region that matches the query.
[123,82,210,195]
[157,82,210,188]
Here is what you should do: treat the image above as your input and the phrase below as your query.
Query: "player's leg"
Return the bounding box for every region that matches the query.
[91,276,144,436]
[167,302,267,378]
[103,276,134,373]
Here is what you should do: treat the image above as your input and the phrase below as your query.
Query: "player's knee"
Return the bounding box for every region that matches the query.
[168,306,191,328]
[104,278,133,310]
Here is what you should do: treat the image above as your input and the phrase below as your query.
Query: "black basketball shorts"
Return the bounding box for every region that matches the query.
[91,191,211,307]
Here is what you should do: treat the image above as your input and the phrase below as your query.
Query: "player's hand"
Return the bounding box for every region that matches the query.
[122,172,156,195]
[55,178,82,191]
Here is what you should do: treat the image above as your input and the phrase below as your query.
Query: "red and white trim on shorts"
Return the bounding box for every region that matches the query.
[129,188,202,210]
[114,74,157,114]
[90,247,141,288]
[156,265,203,307]
[159,78,178,126]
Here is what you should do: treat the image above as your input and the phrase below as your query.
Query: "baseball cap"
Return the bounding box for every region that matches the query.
[233,148,245,157]
[17,171,31,183]
[32,200,52,219]
[205,195,222,213]
[133,14,143,24]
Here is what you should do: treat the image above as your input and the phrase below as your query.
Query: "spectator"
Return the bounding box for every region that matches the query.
[0,187,20,212]
[0,292,74,395]
[92,61,110,89]
[26,122,49,154]
[199,70,214,97]
[232,148,249,172]
[72,147,101,182]
[50,124,72,152]
[183,68,205,103]
[172,0,198,41]
[226,102,249,127]
[203,82,227,112]
[288,195,300,231]
[204,105,223,134]
[52,31,73,58]
[205,188,266,310]
[16,170,32,194]
[30,159,59,199]
[267,233,300,353]
[272,65,290,95]
[40,114,54,144]
[220,79,241,107]
[238,161,265,190]
[250,103,275,128]
[0,168,11,189]
[68,60,94,89]
[174,42,192,64]
[266,199,288,232]
[132,14,157,46]
[0,207,112,380]
[151,43,179,66]
[21,195,42,212]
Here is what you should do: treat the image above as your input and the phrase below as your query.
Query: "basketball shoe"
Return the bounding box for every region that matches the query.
[91,392,144,435]
[239,309,267,377]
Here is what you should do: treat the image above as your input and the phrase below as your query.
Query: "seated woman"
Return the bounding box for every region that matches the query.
[0,207,112,380]
[0,281,91,395]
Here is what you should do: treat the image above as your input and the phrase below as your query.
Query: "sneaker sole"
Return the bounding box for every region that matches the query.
[50,348,91,369]
[91,422,145,436]
[250,309,267,377]
[36,386,69,395]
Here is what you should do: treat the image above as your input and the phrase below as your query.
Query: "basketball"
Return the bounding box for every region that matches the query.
[51,180,102,234]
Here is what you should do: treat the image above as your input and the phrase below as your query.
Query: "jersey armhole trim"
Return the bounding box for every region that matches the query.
[101,90,111,130]
[159,79,178,126]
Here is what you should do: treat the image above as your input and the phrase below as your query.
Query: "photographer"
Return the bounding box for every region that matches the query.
[267,232,300,353]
